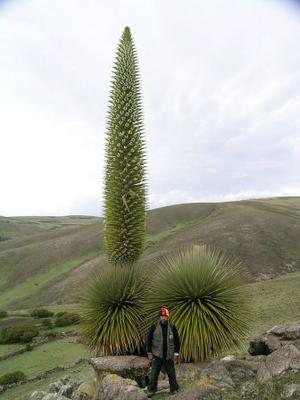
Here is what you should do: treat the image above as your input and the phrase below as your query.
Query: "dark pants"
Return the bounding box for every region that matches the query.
[148,355,179,392]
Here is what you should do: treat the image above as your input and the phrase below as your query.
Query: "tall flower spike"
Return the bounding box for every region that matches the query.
[103,27,147,265]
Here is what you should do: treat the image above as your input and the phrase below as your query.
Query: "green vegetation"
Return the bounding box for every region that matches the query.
[30,308,54,318]
[0,370,26,385]
[54,312,80,327]
[0,197,299,310]
[0,338,91,378]
[78,266,147,355]
[0,343,24,357]
[146,246,249,361]
[103,26,147,264]
[0,362,96,400]
[0,324,39,344]
[0,253,99,310]
[40,318,53,329]
[0,310,8,318]
[0,234,9,242]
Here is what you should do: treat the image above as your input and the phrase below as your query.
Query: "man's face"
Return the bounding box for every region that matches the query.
[160,315,168,324]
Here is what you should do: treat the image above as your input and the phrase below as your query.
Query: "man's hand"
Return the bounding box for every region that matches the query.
[173,353,179,363]
[147,352,153,362]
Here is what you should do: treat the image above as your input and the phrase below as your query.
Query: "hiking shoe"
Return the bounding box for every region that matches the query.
[170,389,179,395]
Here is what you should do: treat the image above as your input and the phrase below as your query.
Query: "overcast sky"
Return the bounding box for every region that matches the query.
[1,0,300,216]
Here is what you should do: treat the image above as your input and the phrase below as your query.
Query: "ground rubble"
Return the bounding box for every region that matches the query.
[22,321,300,400]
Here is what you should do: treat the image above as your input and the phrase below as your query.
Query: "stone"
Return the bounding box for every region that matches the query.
[48,375,82,398]
[29,392,69,400]
[89,356,149,387]
[200,360,234,389]
[222,359,256,384]
[171,385,222,400]
[268,322,300,340]
[256,362,272,383]
[282,383,300,399]
[265,343,300,376]
[221,355,236,362]
[72,380,97,400]
[94,374,148,400]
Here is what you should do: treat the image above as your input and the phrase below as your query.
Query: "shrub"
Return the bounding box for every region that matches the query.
[0,371,26,385]
[54,312,80,327]
[0,234,9,242]
[103,26,147,264]
[145,246,250,362]
[25,343,33,351]
[78,266,147,355]
[55,311,65,318]
[0,310,8,319]
[30,308,54,318]
[41,318,53,329]
[0,324,39,344]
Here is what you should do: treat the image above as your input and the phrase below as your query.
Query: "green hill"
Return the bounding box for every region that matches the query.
[0,197,299,310]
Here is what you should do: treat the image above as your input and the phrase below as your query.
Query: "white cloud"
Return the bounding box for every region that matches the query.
[1,0,300,216]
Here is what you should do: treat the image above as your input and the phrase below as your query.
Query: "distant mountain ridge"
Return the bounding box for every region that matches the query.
[0,197,299,310]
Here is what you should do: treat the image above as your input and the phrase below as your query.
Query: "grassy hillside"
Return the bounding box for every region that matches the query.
[0,197,299,310]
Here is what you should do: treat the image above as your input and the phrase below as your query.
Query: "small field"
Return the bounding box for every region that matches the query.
[0,338,92,378]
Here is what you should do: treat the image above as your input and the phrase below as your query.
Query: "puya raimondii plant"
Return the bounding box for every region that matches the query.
[145,246,250,362]
[103,26,147,265]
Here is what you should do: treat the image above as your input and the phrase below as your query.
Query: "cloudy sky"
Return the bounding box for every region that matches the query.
[1,0,300,216]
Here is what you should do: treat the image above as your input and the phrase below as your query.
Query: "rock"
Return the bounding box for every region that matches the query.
[269,322,300,340]
[172,385,222,400]
[72,380,97,400]
[256,362,272,383]
[200,360,234,389]
[248,323,300,356]
[49,375,82,398]
[265,343,300,376]
[89,356,149,387]
[94,374,147,400]
[221,355,236,362]
[29,392,69,400]
[282,383,300,399]
[222,359,256,384]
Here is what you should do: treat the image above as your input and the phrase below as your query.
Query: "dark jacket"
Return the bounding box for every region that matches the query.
[147,320,180,359]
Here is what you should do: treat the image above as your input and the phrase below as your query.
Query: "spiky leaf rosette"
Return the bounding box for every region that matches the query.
[104,26,147,264]
[145,246,250,362]
[77,266,147,355]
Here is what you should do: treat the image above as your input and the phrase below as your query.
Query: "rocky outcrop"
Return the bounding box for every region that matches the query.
[89,356,149,388]
[172,384,222,400]
[29,392,69,400]
[18,322,300,400]
[48,375,82,398]
[94,374,148,400]
[248,321,300,355]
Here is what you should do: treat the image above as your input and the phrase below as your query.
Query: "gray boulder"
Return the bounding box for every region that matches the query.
[94,374,147,400]
[29,392,69,400]
[282,383,300,399]
[172,385,222,400]
[89,356,149,387]
[269,322,300,340]
[48,375,82,399]
[72,380,97,400]
[200,360,234,389]
[265,343,300,376]
[249,321,300,356]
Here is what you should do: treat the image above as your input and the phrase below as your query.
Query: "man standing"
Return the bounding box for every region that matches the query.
[146,307,180,396]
